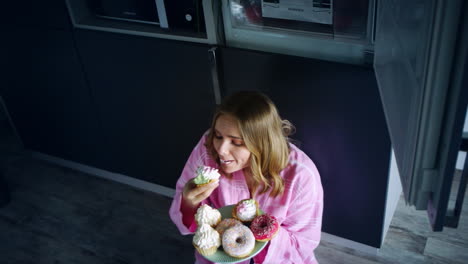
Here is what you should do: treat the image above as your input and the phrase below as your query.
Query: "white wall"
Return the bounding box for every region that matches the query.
[381,149,402,246]
[455,109,468,170]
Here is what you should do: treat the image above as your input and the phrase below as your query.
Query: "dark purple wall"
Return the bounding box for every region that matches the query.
[220,47,391,248]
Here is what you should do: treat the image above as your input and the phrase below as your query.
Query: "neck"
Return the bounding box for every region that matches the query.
[243,168,256,198]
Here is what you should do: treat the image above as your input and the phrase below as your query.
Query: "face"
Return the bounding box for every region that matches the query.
[213,114,251,174]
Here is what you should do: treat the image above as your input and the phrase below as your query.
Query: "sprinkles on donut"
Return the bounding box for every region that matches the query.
[215,218,242,237]
[222,224,256,258]
[250,214,280,242]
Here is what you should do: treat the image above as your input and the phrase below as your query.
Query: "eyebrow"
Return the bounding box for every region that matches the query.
[214,129,243,140]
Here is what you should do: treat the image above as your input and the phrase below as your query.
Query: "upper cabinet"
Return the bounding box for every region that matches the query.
[64,0,378,65]
[65,0,223,44]
[73,29,216,187]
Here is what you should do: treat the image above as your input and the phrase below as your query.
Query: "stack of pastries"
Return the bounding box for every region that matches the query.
[191,166,279,259]
[192,200,279,259]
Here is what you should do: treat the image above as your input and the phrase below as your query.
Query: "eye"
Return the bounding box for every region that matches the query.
[214,133,222,139]
[232,140,244,146]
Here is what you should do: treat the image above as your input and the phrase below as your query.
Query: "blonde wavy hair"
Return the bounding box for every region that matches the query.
[205,91,294,197]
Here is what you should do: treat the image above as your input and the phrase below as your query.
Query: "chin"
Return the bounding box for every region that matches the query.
[221,165,242,174]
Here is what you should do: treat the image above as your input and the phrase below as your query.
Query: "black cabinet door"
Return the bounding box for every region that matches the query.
[74,29,215,187]
[0,0,71,30]
[0,26,106,168]
[220,47,391,248]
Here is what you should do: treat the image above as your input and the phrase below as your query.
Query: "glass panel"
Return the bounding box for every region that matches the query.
[228,0,371,42]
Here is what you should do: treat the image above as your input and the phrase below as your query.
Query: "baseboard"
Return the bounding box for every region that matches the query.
[320,232,379,256]
[30,151,176,198]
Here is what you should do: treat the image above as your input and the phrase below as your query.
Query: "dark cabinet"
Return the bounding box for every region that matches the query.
[220,47,392,248]
[74,29,215,187]
[1,17,394,247]
[0,0,71,30]
[0,26,107,168]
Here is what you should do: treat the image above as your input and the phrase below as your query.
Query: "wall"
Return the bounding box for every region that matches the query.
[220,47,391,248]
[382,149,402,245]
[455,109,468,169]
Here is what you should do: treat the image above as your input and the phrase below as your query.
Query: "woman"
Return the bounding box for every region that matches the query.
[169,91,323,264]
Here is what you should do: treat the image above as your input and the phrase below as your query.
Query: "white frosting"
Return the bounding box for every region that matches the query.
[236,200,257,221]
[193,224,221,249]
[195,204,221,226]
[196,166,221,181]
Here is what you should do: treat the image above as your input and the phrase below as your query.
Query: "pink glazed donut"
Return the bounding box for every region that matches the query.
[250,214,279,242]
[222,225,255,258]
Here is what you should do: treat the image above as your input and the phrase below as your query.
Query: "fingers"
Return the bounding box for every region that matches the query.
[192,180,219,196]
[183,179,219,207]
[193,181,219,202]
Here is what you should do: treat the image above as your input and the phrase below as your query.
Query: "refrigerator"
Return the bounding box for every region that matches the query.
[374,0,468,231]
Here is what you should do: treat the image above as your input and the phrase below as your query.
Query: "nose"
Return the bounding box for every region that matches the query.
[218,140,230,156]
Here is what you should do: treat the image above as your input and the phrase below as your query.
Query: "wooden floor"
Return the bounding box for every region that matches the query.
[1,119,467,264]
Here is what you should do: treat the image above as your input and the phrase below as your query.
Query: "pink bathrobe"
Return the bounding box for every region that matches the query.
[169,133,323,264]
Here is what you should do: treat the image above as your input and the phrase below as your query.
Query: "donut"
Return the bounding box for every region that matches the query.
[215,218,242,237]
[222,225,255,258]
[250,214,279,242]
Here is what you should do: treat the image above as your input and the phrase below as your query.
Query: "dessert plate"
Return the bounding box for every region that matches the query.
[200,204,268,264]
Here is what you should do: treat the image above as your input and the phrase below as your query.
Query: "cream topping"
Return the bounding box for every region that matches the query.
[193,224,221,249]
[236,199,257,221]
[195,204,221,226]
[194,166,221,185]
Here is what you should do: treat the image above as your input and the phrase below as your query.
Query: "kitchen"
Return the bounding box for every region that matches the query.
[0,0,467,263]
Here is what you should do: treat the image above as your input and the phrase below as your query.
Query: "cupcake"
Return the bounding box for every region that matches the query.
[232,199,260,223]
[193,223,221,256]
[194,166,221,187]
[195,204,222,227]
[215,218,242,237]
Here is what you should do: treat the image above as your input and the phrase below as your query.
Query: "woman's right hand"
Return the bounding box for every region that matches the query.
[182,178,220,210]
[181,178,219,229]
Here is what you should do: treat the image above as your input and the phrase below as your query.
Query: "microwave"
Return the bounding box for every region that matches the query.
[87,0,206,34]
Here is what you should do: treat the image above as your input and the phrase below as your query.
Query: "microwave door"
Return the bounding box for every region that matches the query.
[156,0,168,28]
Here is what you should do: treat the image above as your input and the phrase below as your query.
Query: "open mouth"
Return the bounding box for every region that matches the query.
[220,159,234,165]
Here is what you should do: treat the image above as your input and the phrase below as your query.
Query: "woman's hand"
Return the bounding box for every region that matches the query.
[181,178,219,228]
[182,178,219,209]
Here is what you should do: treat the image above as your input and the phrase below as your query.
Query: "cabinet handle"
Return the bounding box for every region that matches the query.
[208,47,222,105]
